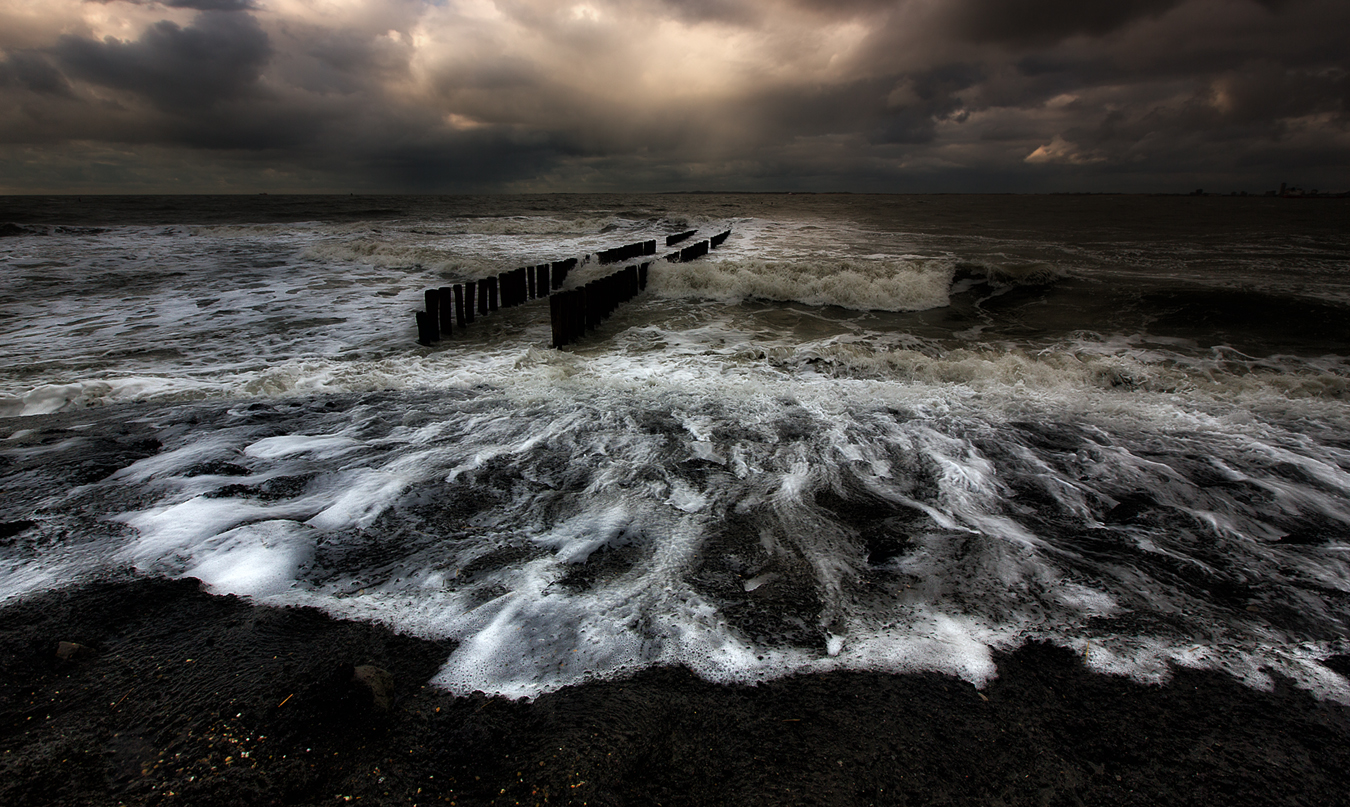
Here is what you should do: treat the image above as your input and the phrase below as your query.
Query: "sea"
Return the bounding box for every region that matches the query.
[1,193,1348,702]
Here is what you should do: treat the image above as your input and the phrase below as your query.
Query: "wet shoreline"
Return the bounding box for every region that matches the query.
[3,573,1348,806]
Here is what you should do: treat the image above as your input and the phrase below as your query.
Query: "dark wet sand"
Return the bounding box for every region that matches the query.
[2,575,1349,806]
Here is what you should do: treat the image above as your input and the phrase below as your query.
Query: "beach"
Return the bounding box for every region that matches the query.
[4,572,1349,805]
[2,194,1349,803]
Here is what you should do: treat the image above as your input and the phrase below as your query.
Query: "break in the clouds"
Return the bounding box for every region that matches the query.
[0,0,1346,192]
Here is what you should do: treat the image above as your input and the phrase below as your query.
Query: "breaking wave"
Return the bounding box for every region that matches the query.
[649,257,957,312]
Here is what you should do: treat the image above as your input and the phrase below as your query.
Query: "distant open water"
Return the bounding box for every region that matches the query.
[2,194,1349,700]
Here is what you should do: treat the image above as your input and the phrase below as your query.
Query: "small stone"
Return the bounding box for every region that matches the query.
[56,641,93,661]
[352,665,394,710]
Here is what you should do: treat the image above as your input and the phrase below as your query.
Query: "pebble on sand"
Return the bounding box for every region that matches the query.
[55,641,93,661]
[353,664,394,710]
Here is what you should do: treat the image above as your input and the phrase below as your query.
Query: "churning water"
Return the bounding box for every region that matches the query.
[2,193,1349,701]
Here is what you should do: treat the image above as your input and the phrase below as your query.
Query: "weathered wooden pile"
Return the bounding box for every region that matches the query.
[596,240,656,265]
[413,229,732,348]
[550,263,648,347]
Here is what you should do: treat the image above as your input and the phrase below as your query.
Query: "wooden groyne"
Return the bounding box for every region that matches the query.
[412,229,731,347]
[597,240,656,265]
[550,262,649,348]
[664,231,728,264]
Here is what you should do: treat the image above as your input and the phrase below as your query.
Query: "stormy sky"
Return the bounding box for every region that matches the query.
[1,0,1346,192]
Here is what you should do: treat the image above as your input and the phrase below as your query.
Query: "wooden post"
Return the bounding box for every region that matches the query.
[423,289,441,341]
[464,281,476,323]
[438,286,454,335]
[560,289,573,343]
[577,287,588,338]
[573,289,579,339]
[536,264,550,297]
[638,262,648,290]
[416,311,435,346]
[454,284,466,327]
[679,240,709,262]
[487,276,499,311]
[549,293,564,348]
[477,279,489,315]
[564,289,576,342]
[552,258,576,289]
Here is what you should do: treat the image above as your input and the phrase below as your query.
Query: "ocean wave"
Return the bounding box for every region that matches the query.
[733,338,1350,399]
[648,257,956,312]
[301,239,510,278]
[194,214,633,241]
[7,334,1350,420]
[5,381,1348,703]
[952,260,1063,288]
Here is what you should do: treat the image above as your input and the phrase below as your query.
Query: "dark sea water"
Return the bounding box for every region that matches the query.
[1,194,1348,701]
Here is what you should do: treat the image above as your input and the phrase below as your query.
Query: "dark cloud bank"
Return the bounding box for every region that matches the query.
[0,0,1346,192]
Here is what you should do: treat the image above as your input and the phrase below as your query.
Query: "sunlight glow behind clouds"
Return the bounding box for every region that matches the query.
[0,0,1345,191]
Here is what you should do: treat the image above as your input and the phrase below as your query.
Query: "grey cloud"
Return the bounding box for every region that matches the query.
[871,65,983,143]
[284,30,413,95]
[5,0,1350,192]
[871,109,939,145]
[368,134,566,191]
[162,0,257,9]
[962,0,1350,116]
[84,0,258,9]
[653,0,762,25]
[783,0,904,17]
[948,0,1184,46]
[1208,61,1348,124]
[909,63,983,106]
[54,11,270,111]
[1042,64,1348,171]
[0,52,74,96]
[643,0,901,29]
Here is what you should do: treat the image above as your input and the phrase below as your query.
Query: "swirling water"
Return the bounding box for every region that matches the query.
[2,193,1349,701]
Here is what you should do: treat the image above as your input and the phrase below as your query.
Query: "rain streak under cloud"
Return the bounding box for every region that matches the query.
[0,0,1347,193]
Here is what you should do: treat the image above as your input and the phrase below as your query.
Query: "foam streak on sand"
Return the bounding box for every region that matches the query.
[2,373,1348,702]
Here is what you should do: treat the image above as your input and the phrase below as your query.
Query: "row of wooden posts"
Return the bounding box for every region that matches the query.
[415,257,578,344]
[551,263,648,347]
[414,229,731,348]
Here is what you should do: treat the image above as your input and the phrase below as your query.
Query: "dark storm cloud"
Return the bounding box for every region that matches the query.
[1209,62,1348,124]
[1059,63,1348,153]
[368,132,570,190]
[657,45,983,149]
[53,11,270,111]
[781,0,903,17]
[84,0,259,9]
[946,0,1183,45]
[2,0,1349,192]
[162,0,257,9]
[0,52,73,96]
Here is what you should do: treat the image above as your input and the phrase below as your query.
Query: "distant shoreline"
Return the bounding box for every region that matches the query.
[2,190,1348,199]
